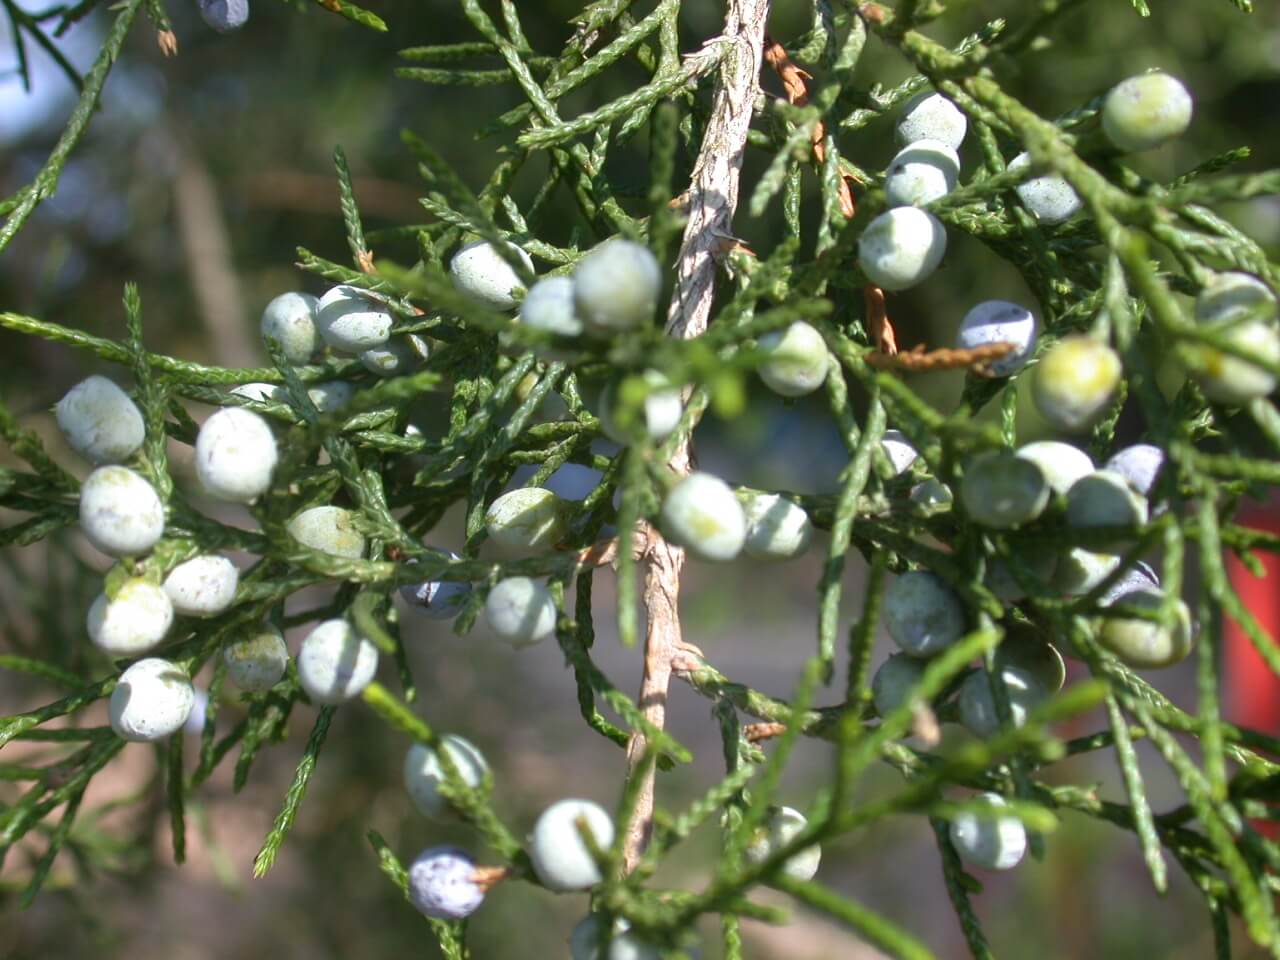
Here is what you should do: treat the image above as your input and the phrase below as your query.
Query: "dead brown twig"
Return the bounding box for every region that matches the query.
[864,341,1017,372]
[743,721,788,743]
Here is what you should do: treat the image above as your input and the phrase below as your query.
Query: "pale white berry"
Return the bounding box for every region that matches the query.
[949,793,1028,871]
[1015,440,1095,496]
[1008,152,1081,225]
[223,626,289,692]
[87,579,174,656]
[1104,444,1165,497]
[260,292,319,365]
[306,381,355,414]
[1098,560,1160,607]
[961,451,1050,529]
[570,915,661,960]
[880,429,919,476]
[404,734,489,819]
[450,240,533,311]
[1098,587,1194,668]
[742,492,813,560]
[297,619,378,705]
[195,408,278,503]
[857,207,947,291]
[519,275,583,338]
[163,554,239,618]
[229,382,285,404]
[56,376,145,464]
[399,547,472,620]
[1053,547,1121,596]
[1065,470,1148,547]
[1032,336,1122,432]
[884,571,966,657]
[1102,72,1193,154]
[529,798,615,892]
[315,284,394,353]
[660,472,747,562]
[1195,272,1277,328]
[756,321,830,397]
[871,653,927,718]
[956,301,1038,378]
[896,92,967,150]
[287,506,366,559]
[79,465,165,557]
[485,487,569,554]
[484,576,557,645]
[573,239,661,334]
[884,139,960,207]
[744,806,821,882]
[407,846,486,920]
[360,334,428,377]
[109,658,195,742]
[958,665,1046,737]
[1183,319,1280,405]
[599,371,683,444]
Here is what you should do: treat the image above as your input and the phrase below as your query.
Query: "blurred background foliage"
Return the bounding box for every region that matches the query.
[1,0,1278,956]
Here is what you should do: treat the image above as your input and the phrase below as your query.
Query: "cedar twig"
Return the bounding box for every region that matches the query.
[744,721,787,743]
[865,341,1016,372]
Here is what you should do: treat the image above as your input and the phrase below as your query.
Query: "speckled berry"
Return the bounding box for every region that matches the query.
[529,798,615,892]
[741,492,813,561]
[660,472,747,562]
[163,554,239,618]
[407,846,486,920]
[56,376,145,464]
[451,240,534,311]
[79,466,165,557]
[949,793,1027,871]
[573,239,661,334]
[896,92,967,151]
[884,571,966,657]
[399,547,472,620]
[871,653,927,717]
[884,139,960,207]
[1008,152,1081,225]
[961,451,1050,529]
[958,665,1046,737]
[956,301,1038,378]
[756,321,830,397]
[297,619,378,704]
[1015,440,1095,496]
[599,371,683,444]
[360,334,428,377]
[1032,336,1122,433]
[315,284,394,353]
[222,626,289,692]
[484,576,557,646]
[485,487,569,554]
[195,408,278,503]
[260,292,319,365]
[197,0,248,31]
[1104,444,1165,497]
[744,806,821,882]
[1102,72,1193,154]
[1098,587,1194,668]
[109,658,195,742]
[404,734,489,819]
[87,579,174,656]
[858,207,947,292]
[287,506,366,559]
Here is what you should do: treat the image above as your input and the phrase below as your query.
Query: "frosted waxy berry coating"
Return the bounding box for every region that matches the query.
[404,734,489,819]
[884,571,966,657]
[450,240,533,311]
[109,658,195,742]
[79,466,165,557]
[961,451,1050,529]
[485,487,569,554]
[880,429,919,476]
[360,334,428,377]
[1102,71,1193,153]
[896,92,967,150]
[195,408,278,502]
[949,793,1028,871]
[756,321,830,397]
[163,554,239,618]
[399,548,472,620]
[197,0,248,31]
[741,492,813,560]
[306,381,354,413]
[287,506,366,559]
[407,846,485,920]
[223,626,288,692]
[958,665,1046,737]
[570,915,661,960]
[599,370,683,444]
[857,207,947,292]
[260,292,319,365]
[956,301,1038,378]
[483,576,557,645]
[1184,319,1280,405]
[1098,587,1194,668]
[519,275,583,338]
[1105,444,1165,497]
[315,284,394,353]
[529,798,615,892]
[884,139,960,207]
[1008,152,1082,225]
[1053,547,1121,596]
[229,382,284,404]
[871,653,927,718]
[87,579,173,656]
[744,806,822,882]
[1032,336,1122,432]
[1015,440,1094,496]
[573,239,661,334]
[1065,470,1149,547]
[56,376,145,464]
[1195,272,1277,329]
[660,472,747,562]
[297,619,378,704]
[1098,560,1160,607]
